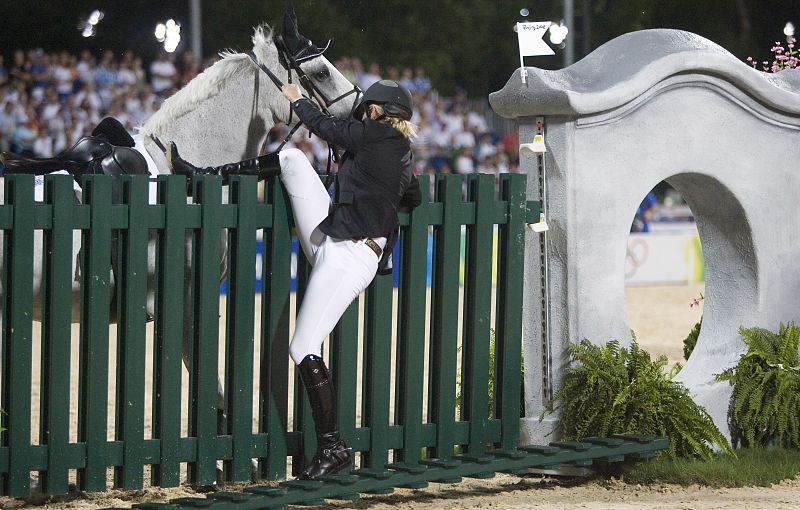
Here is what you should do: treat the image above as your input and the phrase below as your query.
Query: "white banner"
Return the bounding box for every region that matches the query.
[625,230,704,285]
[517,22,554,57]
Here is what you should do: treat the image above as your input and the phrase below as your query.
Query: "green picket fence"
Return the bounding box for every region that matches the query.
[0,171,662,502]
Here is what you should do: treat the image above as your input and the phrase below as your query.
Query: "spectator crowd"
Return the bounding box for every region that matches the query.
[0,47,520,194]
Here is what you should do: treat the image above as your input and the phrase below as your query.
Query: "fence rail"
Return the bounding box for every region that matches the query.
[0,172,549,498]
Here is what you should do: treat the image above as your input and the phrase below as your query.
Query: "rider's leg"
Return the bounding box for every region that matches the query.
[168,142,281,179]
[276,148,330,262]
[288,236,379,479]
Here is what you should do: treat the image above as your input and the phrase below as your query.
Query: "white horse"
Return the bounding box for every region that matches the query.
[1,8,359,431]
[132,10,360,416]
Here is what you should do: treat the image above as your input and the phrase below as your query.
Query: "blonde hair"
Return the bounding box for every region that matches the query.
[370,104,417,139]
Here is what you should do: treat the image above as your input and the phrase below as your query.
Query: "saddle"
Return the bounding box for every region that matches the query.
[0,117,148,200]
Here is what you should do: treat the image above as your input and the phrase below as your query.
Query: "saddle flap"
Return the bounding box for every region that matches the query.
[61,136,113,164]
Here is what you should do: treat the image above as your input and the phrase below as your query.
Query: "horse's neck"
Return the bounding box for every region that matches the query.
[140,63,283,174]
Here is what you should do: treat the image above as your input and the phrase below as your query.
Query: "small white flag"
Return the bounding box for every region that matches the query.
[517,21,554,57]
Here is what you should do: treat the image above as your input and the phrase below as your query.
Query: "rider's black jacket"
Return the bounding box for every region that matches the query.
[291,98,421,274]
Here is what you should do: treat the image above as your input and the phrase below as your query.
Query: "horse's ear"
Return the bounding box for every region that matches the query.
[282,5,300,40]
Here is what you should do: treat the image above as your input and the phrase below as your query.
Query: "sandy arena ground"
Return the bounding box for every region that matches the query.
[4,282,799,509]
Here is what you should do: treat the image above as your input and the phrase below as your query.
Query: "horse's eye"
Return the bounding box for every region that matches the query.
[316,68,331,80]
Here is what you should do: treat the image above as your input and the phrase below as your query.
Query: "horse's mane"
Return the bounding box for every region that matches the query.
[139,25,274,137]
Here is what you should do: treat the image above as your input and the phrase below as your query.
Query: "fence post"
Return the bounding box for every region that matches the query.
[2,175,35,497]
[225,176,258,481]
[190,175,223,486]
[259,179,291,480]
[114,175,150,489]
[495,174,526,451]
[461,174,494,461]
[40,175,76,494]
[361,274,394,473]
[429,174,462,460]
[78,175,113,492]
[395,174,430,468]
[152,175,188,487]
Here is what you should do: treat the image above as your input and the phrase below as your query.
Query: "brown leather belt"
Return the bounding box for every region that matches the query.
[353,238,382,258]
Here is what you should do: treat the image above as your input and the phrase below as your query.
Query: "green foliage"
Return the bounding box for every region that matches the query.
[683,318,701,360]
[456,331,496,418]
[548,337,731,459]
[716,323,800,449]
[624,447,800,487]
[456,329,525,419]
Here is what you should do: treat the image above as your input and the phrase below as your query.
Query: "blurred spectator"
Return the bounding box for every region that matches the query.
[150,51,177,96]
[411,66,432,95]
[29,49,51,101]
[76,49,96,86]
[52,51,76,101]
[0,47,519,188]
[95,50,118,108]
[9,49,31,89]
[454,147,475,174]
[0,54,8,87]
[359,62,381,90]
[350,58,364,87]
[399,68,414,92]
[132,56,147,90]
[386,66,400,81]
[632,191,658,233]
[117,51,138,91]
[179,51,201,87]
[0,102,16,151]
[451,117,476,149]
[73,80,102,112]
[335,57,357,85]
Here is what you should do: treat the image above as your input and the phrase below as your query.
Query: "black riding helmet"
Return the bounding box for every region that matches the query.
[353,79,413,121]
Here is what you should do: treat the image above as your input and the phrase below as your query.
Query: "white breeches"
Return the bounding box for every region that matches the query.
[279,149,384,364]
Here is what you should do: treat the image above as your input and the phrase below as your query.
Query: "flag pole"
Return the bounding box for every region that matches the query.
[519,23,528,84]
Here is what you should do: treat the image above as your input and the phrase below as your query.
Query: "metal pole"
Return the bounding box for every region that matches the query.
[582,0,591,58]
[564,0,575,66]
[190,0,202,60]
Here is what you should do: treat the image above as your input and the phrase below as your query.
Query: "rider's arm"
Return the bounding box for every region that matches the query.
[399,175,422,209]
[290,98,364,153]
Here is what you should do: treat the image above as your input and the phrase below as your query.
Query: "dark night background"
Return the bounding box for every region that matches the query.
[0,1,796,95]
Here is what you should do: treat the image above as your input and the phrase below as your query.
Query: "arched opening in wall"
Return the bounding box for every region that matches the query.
[625,181,704,370]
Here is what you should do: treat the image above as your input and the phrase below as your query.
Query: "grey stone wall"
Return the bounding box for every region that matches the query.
[489,29,800,444]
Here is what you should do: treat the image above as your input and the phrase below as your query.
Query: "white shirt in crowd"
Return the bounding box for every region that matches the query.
[150,58,177,93]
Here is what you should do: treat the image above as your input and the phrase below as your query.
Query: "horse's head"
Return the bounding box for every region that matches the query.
[255,6,360,122]
[140,7,359,172]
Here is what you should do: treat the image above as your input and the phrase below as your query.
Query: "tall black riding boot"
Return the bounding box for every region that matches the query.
[0,150,69,175]
[168,142,280,179]
[297,354,351,480]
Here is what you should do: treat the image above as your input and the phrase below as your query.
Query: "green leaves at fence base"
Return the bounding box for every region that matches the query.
[546,337,731,459]
[683,318,702,361]
[716,322,800,449]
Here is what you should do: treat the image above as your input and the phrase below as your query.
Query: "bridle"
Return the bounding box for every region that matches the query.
[275,35,361,114]
[248,35,362,175]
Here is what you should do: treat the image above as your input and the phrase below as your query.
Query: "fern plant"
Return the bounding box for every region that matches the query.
[716,322,800,449]
[683,319,701,360]
[547,337,731,459]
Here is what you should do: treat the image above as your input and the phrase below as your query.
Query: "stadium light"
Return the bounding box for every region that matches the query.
[88,10,104,25]
[78,9,104,38]
[549,21,569,45]
[155,19,182,53]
